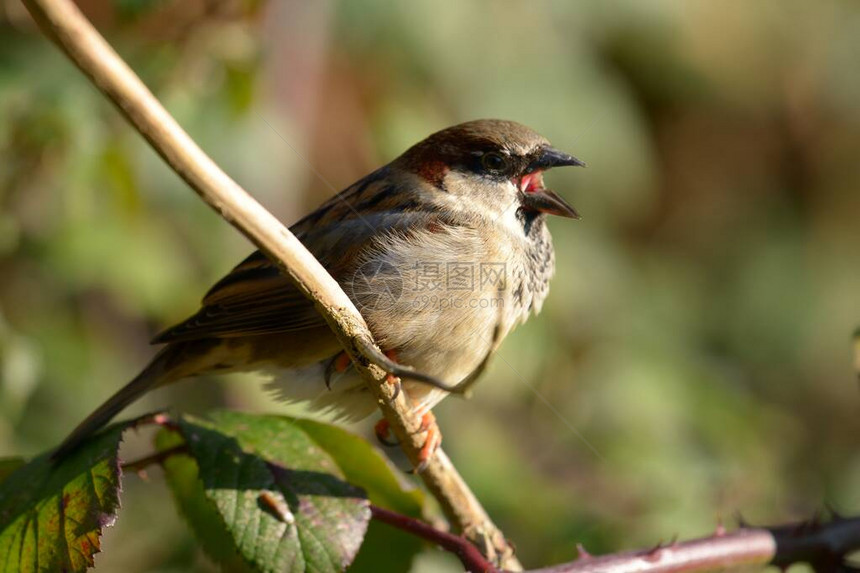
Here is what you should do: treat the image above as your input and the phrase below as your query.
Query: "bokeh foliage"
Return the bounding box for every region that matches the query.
[1,0,859,571]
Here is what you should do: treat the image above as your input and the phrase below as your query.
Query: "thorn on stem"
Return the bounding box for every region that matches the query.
[575,543,592,560]
[643,540,665,561]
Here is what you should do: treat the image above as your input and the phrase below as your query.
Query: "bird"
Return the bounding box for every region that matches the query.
[53,119,584,467]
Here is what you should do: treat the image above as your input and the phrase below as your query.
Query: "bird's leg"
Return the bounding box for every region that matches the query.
[371,348,440,470]
[373,349,403,447]
[375,410,442,471]
[373,418,399,447]
[354,336,456,392]
[415,410,442,473]
[383,349,402,401]
[325,348,402,399]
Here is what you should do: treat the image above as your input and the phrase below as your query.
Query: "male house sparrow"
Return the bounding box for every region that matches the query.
[55,119,583,465]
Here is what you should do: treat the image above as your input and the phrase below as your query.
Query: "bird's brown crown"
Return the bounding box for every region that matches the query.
[396,119,551,187]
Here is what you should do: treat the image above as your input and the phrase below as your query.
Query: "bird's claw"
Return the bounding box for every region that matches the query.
[377,411,442,473]
[411,412,442,474]
[324,351,353,390]
[386,372,402,401]
[373,418,400,447]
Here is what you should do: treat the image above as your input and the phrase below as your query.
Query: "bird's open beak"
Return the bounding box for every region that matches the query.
[518,146,584,219]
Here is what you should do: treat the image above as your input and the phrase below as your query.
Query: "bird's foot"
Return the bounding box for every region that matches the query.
[414,411,442,473]
[374,411,442,473]
[325,349,402,401]
[324,351,352,390]
[383,349,402,401]
[373,418,399,447]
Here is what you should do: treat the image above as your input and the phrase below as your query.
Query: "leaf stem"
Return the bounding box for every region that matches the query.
[370,504,498,573]
[121,444,188,474]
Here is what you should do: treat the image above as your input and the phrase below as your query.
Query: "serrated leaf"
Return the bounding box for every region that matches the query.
[175,412,371,573]
[0,422,132,573]
[293,420,428,572]
[163,415,427,573]
[156,429,254,572]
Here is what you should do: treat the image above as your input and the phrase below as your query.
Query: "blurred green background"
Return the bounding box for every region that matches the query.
[2,0,859,571]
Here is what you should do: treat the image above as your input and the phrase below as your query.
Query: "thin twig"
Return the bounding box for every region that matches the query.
[121,444,189,474]
[528,515,860,573]
[18,0,519,568]
[370,505,498,573]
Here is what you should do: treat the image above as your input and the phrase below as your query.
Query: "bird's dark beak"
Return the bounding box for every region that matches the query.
[519,146,584,219]
[520,187,580,219]
[527,146,586,172]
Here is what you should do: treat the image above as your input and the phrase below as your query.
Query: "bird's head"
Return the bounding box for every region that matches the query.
[396,119,584,221]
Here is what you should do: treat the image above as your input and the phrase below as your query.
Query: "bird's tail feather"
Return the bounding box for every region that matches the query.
[52,345,180,461]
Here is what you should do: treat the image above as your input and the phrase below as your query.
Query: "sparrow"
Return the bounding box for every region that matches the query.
[54,119,583,465]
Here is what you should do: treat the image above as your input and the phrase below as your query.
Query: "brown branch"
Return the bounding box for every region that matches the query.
[528,515,860,573]
[371,505,498,573]
[19,0,519,568]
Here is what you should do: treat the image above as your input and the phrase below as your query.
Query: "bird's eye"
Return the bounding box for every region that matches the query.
[481,152,509,173]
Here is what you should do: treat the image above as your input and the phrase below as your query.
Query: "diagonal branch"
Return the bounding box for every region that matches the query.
[19,0,520,568]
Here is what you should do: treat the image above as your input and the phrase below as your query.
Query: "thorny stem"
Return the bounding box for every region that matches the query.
[530,514,860,573]
[119,441,860,573]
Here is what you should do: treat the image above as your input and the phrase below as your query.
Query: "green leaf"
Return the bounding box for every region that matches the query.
[293,420,427,573]
[347,520,423,573]
[174,412,371,573]
[162,414,428,572]
[294,419,424,517]
[156,428,254,572]
[0,422,132,573]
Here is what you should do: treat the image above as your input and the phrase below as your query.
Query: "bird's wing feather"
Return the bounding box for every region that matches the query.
[150,250,324,343]
[151,168,431,344]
